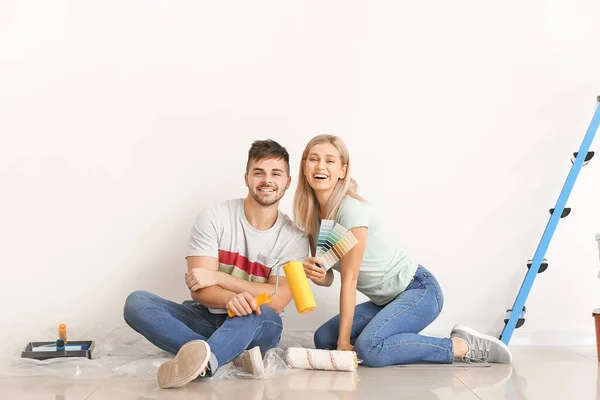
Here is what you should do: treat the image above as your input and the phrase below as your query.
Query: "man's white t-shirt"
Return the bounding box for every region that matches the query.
[187,198,310,313]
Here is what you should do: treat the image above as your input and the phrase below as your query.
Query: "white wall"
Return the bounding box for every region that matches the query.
[2,1,600,357]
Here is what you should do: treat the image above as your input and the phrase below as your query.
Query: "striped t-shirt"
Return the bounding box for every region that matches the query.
[187,198,310,313]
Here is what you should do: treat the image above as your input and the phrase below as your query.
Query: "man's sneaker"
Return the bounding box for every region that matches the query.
[232,346,265,376]
[451,324,512,364]
[157,340,211,389]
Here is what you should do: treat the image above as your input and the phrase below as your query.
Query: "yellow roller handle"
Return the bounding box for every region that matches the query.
[227,292,272,318]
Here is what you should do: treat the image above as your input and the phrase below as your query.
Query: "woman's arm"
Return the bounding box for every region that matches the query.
[337,226,368,350]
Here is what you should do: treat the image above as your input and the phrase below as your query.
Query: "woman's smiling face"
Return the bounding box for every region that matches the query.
[303,142,347,194]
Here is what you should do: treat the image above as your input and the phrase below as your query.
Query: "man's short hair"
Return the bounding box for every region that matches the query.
[246,139,290,174]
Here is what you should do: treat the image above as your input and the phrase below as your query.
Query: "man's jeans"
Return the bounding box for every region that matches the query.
[123,290,283,371]
[314,265,454,366]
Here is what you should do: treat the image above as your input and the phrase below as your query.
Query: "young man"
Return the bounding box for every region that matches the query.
[123,139,309,389]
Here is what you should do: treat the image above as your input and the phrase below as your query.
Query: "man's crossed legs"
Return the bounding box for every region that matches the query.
[123,290,282,388]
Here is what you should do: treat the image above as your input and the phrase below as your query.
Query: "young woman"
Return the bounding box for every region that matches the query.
[293,134,512,366]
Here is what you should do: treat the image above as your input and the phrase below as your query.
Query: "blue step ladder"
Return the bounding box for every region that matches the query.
[500,97,600,344]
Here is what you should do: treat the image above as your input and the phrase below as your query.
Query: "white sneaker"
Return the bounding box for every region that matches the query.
[157,340,211,389]
[451,325,512,364]
[232,346,265,376]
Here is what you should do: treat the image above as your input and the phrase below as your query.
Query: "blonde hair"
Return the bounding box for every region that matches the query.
[293,134,364,244]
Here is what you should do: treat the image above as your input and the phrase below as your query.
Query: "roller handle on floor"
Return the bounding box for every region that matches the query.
[227,292,272,318]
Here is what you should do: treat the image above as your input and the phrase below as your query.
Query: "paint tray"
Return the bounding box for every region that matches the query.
[21,341,94,361]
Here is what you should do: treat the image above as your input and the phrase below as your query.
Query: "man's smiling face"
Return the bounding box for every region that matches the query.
[245,157,290,207]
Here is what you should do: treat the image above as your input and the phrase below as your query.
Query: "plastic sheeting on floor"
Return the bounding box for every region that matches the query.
[0,325,316,381]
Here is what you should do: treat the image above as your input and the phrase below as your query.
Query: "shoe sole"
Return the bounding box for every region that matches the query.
[157,341,211,389]
[249,347,265,376]
[234,347,265,376]
[453,324,512,363]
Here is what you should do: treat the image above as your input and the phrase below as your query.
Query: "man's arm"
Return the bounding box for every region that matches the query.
[186,230,309,313]
[187,256,237,309]
[186,206,238,309]
[216,233,311,313]
[186,257,292,313]
[215,272,292,314]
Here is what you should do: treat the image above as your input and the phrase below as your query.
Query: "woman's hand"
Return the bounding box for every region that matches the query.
[337,341,354,351]
[303,257,326,280]
[303,257,333,286]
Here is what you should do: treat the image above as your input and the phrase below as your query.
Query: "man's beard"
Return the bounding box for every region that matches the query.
[249,187,284,207]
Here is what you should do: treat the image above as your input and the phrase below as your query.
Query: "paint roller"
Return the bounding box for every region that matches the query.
[228,260,317,317]
[286,347,359,372]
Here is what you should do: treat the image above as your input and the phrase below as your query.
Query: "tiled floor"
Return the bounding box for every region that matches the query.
[2,346,600,399]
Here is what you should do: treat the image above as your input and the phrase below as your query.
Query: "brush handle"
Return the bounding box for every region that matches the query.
[58,324,67,343]
[227,292,272,318]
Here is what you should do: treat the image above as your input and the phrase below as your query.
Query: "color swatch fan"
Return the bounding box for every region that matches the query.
[316,220,358,271]
[316,219,334,253]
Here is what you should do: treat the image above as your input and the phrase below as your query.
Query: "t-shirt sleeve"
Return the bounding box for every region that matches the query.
[187,207,220,258]
[269,235,310,277]
[336,197,370,230]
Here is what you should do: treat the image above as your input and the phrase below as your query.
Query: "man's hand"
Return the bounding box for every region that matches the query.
[185,268,218,292]
[226,292,261,317]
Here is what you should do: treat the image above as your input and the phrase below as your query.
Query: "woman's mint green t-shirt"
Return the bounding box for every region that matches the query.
[327,196,419,306]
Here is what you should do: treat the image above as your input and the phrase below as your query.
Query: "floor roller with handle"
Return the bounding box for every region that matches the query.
[227,260,316,317]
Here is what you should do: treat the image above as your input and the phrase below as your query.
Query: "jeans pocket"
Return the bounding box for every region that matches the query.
[422,272,444,312]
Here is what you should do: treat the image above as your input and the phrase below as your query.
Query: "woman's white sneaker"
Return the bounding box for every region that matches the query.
[451,325,512,364]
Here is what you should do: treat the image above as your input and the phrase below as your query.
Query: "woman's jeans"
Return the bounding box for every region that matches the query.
[123,290,283,371]
[314,265,454,366]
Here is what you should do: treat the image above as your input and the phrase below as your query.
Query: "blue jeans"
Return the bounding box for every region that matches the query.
[314,265,454,366]
[123,290,283,372]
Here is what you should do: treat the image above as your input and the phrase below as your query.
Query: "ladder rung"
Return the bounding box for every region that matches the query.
[504,307,526,329]
[571,151,595,164]
[527,258,548,273]
[549,207,571,218]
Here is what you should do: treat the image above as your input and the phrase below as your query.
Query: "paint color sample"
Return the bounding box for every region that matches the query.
[316,220,335,255]
[317,223,349,258]
[320,230,358,271]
